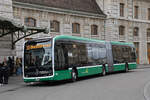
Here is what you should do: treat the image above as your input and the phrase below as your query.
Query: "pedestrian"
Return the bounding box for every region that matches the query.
[16,57,22,75]
[0,62,3,85]
[7,57,13,76]
[0,60,9,85]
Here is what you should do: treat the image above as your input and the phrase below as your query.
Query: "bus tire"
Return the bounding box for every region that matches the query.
[71,69,77,82]
[125,63,129,72]
[102,66,106,76]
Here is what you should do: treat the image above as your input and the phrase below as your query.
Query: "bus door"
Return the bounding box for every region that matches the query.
[106,42,113,72]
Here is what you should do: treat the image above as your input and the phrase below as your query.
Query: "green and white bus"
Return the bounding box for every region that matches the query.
[23,35,137,83]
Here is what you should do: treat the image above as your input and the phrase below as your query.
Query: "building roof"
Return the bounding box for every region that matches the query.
[13,0,106,18]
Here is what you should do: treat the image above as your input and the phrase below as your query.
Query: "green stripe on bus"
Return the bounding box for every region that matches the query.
[113,64,125,71]
[24,78,36,82]
[77,66,103,77]
[128,63,137,70]
[53,70,72,80]
[24,77,54,82]
[113,63,137,72]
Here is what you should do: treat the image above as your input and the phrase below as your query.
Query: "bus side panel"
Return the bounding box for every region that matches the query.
[113,63,136,72]
[53,70,72,80]
[128,63,137,70]
[77,65,103,77]
[113,64,126,71]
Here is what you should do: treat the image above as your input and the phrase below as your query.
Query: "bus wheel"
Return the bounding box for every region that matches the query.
[102,67,106,76]
[125,63,129,72]
[71,69,77,82]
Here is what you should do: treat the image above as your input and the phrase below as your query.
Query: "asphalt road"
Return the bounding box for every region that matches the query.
[0,66,150,100]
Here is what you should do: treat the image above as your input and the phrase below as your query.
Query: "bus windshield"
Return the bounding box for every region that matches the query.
[24,39,53,77]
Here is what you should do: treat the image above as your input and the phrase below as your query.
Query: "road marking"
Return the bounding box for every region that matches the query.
[144,80,150,100]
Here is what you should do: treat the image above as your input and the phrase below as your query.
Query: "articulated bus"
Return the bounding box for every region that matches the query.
[23,35,137,83]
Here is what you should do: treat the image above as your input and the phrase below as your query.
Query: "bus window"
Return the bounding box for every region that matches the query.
[122,46,131,62]
[54,44,66,70]
[24,40,53,77]
[92,45,99,60]
[112,45,124,64]
[78,44,88,66]
[131,48,136,62]
[87,43,106,65]
[98,46,107,64]
[87,44,94,66]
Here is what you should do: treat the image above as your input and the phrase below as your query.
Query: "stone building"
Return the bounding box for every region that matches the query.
[12,0,106,58]
[0,0,15,61]
[1,0,150,64]
[96,0,150,64]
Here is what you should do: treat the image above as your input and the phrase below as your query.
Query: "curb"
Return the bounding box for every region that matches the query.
[137,67,150,69]
[137,65,150,69]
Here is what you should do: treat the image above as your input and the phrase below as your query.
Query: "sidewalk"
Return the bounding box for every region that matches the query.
[137,64,150,69]
[0,75,24,94]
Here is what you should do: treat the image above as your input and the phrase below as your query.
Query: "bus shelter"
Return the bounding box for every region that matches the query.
[0,16,48,49]
[0,16,48,56]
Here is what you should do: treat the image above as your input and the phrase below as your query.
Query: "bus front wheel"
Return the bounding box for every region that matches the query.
[71,69,77,82]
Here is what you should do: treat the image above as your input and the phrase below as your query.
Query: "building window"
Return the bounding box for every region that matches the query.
[148,8,150,20]
[91,25,98,35]
[120,3,124,17]
[147,28,150,37]
[133,27,139,36]
[50,20,60,32]
[72,23,80,33]
[134,6,139,19]
[119,25,125,35]
[24,17,36,27]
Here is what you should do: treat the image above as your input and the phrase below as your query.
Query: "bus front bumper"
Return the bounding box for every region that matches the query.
[23,76,55,83]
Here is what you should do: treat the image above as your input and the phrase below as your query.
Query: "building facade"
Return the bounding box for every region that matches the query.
[0,0,15,61]
[96,0,150,64]
[0,0,150,64]
[12,0,106,58]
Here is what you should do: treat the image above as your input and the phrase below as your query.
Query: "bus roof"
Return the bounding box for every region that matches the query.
[26,35,134,47]
[110,41,134,46]
[54,35,135,46]
[54,35,105,43]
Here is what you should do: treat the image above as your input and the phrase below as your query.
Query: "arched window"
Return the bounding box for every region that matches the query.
[119,25,125,35]
[72,23,80,34]
[133,27,139,36]
[120,3,124,17]
[134,6,139,19]
[24,17,36,27]
[147,28,150,37]
[50,20,60,32]
[148,8,150,20]
[91,25,98,35]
